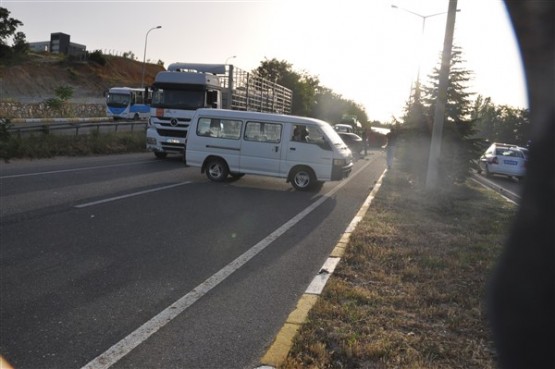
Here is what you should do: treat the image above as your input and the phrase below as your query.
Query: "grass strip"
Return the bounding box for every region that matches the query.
[1,130,146,160]
[282,168,516,369]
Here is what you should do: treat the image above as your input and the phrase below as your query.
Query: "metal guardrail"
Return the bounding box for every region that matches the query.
[7,120,147,136]
[470,171,521,204]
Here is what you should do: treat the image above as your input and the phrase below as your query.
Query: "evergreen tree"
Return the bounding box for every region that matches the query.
[399,46,481,186]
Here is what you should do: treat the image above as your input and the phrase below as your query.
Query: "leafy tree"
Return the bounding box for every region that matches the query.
[122,51,136,60]
[255,58,318,116]
[0,7,27,61]
[254,58,368,123]
[312,87,367,124]
[471,95,531,147]
[471,95,496,141]
[12,31,29,53]
[0,7,22,45]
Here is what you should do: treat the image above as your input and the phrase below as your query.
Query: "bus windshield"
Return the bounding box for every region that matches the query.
[151,88,205,110]
[106,93,131,108]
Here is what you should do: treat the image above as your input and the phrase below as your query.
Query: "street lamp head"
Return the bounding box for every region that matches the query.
[156,26,162,29]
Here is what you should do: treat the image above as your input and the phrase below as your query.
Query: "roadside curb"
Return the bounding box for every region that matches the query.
[255,169,388,369]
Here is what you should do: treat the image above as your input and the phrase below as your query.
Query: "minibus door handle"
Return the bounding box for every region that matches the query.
[289,147,296,151]
[274,146,279,152]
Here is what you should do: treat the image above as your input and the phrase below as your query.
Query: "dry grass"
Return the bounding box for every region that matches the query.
[282,170,517,369]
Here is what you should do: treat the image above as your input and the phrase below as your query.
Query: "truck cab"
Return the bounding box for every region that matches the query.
[147,70,222,158]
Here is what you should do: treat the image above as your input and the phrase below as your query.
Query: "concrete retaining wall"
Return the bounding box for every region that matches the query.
[0,101,106,121]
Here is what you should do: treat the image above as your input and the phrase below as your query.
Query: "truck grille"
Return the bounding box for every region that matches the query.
[157,129,187,138]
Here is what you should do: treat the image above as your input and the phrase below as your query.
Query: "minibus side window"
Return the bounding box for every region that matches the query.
[306,126,331,150]
[196,118,242,139]
[244,121,282,143]
[197,118,212,136]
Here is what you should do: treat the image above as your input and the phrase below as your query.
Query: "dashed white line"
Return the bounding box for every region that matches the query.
[0,161,153,179]
[74,182,192,208]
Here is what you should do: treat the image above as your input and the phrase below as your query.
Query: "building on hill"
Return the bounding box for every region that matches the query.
[29,33,86,57]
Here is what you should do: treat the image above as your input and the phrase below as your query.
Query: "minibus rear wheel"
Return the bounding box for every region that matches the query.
[290,166,316,191]
[205,158,229,182]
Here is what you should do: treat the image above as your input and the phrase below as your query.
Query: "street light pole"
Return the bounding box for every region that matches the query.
[141,25,161,88]
[225,55,236,64]
[391,5,456,101]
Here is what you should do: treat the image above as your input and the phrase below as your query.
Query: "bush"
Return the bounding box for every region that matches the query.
[88,49,106,65]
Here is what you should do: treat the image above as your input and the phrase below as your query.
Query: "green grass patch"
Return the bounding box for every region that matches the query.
[282,169,516,369]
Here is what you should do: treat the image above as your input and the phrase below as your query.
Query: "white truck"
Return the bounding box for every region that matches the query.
[146,63,293,158]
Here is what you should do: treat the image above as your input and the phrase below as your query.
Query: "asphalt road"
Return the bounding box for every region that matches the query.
[471,170,523,203]
[1,151,387,369]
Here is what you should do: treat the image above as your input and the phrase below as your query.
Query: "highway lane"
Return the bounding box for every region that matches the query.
[0,152,386,369]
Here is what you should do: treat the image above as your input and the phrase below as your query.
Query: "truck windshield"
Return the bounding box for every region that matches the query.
[151,88,205,110]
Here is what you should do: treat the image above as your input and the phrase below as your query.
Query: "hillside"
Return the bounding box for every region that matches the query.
[0,53,165,104]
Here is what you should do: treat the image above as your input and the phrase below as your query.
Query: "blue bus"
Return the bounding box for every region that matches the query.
[106,87,151,120]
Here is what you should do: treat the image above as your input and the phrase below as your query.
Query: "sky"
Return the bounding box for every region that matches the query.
[4,0,528,122]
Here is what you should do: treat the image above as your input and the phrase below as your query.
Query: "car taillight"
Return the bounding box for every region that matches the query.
[492,156,498,164]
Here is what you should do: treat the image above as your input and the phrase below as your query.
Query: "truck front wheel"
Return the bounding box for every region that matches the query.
[290,166,316,191]
[205,158,229,182]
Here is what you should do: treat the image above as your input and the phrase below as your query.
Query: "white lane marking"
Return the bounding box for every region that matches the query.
[305,168,387,296]
[305,257,341,295]
[75,182,192,208]
[80,159,376,369]
[1,161,153,179]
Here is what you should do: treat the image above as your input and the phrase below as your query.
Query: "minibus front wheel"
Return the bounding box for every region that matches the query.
[205,157,229,182]
[290,166,316,191]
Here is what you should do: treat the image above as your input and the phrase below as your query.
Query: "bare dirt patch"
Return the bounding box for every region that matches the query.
[1,53,164,104]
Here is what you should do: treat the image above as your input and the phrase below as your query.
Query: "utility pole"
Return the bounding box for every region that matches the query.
[425,0,458,190]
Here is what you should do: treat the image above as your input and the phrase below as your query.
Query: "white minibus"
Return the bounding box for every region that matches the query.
[185,109,354,191]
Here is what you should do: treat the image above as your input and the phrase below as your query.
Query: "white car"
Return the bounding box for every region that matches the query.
[478,143,527,179]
